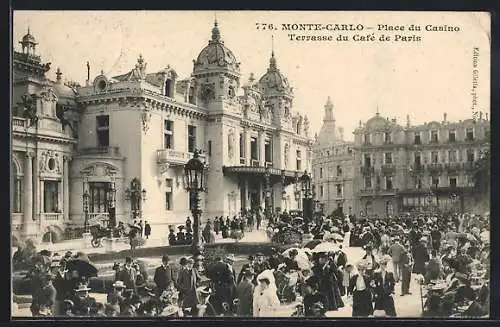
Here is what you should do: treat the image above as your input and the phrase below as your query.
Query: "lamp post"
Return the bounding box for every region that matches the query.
[82,190,90,233]
[294,171,301,209]
[107,182,117,235]
[264,166,271,219]
[184,149,207,255]
[124,178,146,220]
[300,170,312,224]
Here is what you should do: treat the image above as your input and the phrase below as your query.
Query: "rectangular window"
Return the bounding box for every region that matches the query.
[431,177,439,188]
[448,150,457,163]
[296,150,302,171]
[364,133,371,145]
[208,140,212,156]
[467,149,475,163]
[188,125,197,152]
[89,182,110,213]
[264,138,272,163]
[417,178,422,189]
[239,134,245,158]
[364,176,372,188]
[449,130,456,143]
[43,181,59,213]
[466,128,474,141]
[384,132,392,143]
[165,179,173,210]
[336,184,342,197]
[96,115,110,147]
[337,165,342,176]
[319,185,324,197]
[431,151,439,163]
[364,154,371,167]
[164,120,173,149]
[430,130,438,143]
[415,152,421,166]
[414,132,421,145]
[12,177,22,213]
[385,176,393,190]
[250,137,258,160]
[319,168,323,178]
[449,177,457,187]
[384,152,392,164]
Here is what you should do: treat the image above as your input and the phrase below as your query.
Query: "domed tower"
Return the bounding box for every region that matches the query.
[257,50,293,129]
[191,20,241,111]
[19,28,38,57]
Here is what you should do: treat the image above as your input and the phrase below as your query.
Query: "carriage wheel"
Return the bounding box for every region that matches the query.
[91,238,102,248]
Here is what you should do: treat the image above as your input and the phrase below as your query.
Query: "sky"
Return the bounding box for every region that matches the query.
[12,11,490,141]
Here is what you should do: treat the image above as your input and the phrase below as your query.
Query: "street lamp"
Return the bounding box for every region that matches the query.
[184,149,206,255]
[300,170,312,223]
[281,169,286,199]
[124,178,146,220]
[82,190,90,232]
[264,166,271,219]
[107,183,117,233]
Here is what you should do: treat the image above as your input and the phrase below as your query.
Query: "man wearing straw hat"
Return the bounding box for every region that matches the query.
[72,283,97,316]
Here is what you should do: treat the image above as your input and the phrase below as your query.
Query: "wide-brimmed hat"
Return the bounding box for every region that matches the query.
[74,283,91,292]
[63,299,74,307]
[112,281,126,289]
[179,257,188,266]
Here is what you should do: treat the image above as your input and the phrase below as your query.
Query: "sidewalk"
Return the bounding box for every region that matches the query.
[29,229,271,256]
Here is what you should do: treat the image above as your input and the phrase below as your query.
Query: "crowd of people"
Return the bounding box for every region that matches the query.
[15,207,490,318]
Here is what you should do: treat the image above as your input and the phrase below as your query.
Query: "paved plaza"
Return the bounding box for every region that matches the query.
[12,240,423,318]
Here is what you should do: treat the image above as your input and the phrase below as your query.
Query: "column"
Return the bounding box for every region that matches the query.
[63,156,70,221]
[32,153,39,222]
[259,131,265,166]
[23,153,33,232]
[245,129,252,166]
[39,179,44,227]
[244,129,250,165]
[244,179,249,210]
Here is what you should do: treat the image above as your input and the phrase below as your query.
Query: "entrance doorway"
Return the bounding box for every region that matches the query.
[250,192,260,211]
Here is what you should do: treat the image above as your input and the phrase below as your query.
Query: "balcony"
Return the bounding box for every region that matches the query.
[41,213,62,222]
[410,164,424,174]
[359,188,375,196]
[265,162,273,168]
[157,149,208,166]
[360,165,375,175]
[445,162,462,172]
[251,159,260,167]
[12,117,27,130]
[80,146,120,156]
[426,163,443,173]
[12,213,23,231]
[381,164,396,174]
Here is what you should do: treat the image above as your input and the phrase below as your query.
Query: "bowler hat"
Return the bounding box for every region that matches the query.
[162,255,170,263]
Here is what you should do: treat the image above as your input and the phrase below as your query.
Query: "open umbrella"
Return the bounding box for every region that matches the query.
[293,217,304,222]
[312,242,339,253]
[304,239,322,249]
[66,257,98,278]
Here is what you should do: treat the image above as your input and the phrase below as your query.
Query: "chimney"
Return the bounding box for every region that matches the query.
[443,112,447,122]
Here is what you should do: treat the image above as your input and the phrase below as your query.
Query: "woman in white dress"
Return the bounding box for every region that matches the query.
[253,270,280,317]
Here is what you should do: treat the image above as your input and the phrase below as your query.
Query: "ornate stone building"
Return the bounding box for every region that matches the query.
[353,112,490,218]
[312,98,356,216]
[11,22,313,241]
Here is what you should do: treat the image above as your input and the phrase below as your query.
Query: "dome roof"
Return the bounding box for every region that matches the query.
[21,30,37,45]
[257,52,292,96]
[193,21,240,75]
[53,68,76,103]
[365,114,389,130]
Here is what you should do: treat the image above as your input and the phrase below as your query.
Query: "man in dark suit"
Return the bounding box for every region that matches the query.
[144,221,151,239]
[176,258,200,316]
[237,255,255,285]
[72,284,97,316]
[400,245,413,296]
[332,246,348,296]
[371,256,396,316]
[388,236,406,283]
[235,269,254,317]
[53,261,71,316]
[154,255,176,295]
[117,257,138,292]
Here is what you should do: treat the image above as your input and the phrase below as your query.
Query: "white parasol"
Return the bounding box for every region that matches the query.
[282,248,311,270]
[480,231,489,243]
[311,242,339,253]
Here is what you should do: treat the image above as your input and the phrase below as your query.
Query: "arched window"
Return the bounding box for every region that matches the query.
[188,86,195,104]
[12,161,22,213]
[164,79,173,97]
[386,201,394,217]
[296,123,301,134]
[365,201,373,216]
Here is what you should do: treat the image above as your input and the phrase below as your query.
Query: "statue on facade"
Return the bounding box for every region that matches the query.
[284,144,289,167]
